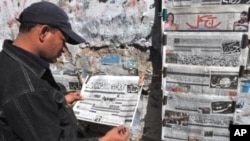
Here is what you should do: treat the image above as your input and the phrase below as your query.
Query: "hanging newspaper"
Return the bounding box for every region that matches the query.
[162,98,250,140]
[73,75,143,127]
[162,94,235,141]
[163,0,250,7]
[163,32,244,68]
[162,5,249,31]
[163,0,221,7]
[222,0,250,4]
[162,65,239,96]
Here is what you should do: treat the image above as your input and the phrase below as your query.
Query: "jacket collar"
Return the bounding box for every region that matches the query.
[2,40,48,78]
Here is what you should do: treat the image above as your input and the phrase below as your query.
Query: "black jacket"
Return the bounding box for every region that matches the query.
[0,40,98,141]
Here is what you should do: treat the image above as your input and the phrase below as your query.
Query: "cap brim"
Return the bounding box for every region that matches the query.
[60,27,85,45]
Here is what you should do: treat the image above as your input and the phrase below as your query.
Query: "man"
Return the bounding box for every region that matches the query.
[233,11,249,31]
[0,1,129,141]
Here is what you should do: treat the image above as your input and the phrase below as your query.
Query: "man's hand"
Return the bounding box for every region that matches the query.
[99,125,130,141]
[65,91,83,107]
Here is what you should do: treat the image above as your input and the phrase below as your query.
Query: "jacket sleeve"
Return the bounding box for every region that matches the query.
[2,89,99,141]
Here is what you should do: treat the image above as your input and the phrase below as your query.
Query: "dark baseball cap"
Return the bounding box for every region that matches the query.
[16,1,84,45]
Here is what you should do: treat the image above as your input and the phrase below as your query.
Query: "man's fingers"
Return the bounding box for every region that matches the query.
[117,126,129,135]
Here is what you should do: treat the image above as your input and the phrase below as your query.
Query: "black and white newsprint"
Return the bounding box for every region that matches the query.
[73,75,143,127]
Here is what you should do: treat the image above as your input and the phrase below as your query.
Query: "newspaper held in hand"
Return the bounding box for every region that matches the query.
[73,75,143,127]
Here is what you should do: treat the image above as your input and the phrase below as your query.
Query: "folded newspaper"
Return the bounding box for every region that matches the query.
[73,74,143,127]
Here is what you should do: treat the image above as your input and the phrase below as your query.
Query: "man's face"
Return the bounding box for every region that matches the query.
[40,27,68,63]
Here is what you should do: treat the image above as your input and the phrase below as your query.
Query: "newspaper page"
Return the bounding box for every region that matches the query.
[162,5,249,31]
[163,32,244,68]
[163,65,239,96]
[163,0,250,8]
[73,75,143,127]
[164,0,221,7]
[221,0,250,5]
[162,95,234,141]
[162,114,232,141]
